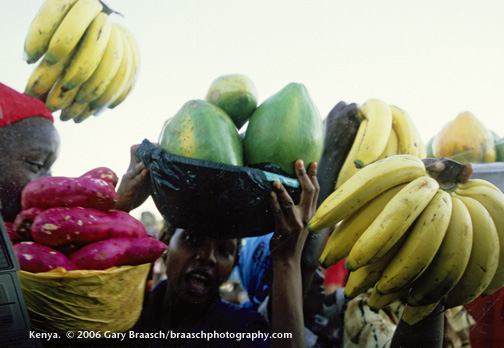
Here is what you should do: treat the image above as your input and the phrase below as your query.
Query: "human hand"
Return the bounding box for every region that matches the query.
[269,159,319,263]
[115,144,151,212]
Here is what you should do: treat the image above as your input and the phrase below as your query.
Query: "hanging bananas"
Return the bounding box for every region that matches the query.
[22,0,140,123]
[317,151,504,314]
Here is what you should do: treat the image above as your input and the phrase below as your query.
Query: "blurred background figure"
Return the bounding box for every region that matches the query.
[140,211,161,239]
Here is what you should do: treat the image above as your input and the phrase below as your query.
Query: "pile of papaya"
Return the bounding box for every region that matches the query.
[158,74,325,177]
[7,167,166,272]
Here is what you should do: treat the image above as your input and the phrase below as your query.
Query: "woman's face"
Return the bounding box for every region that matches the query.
[0,117,60,222]
[164,228,238,305]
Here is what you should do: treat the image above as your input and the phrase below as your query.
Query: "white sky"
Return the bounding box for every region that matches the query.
[1,0,504,220]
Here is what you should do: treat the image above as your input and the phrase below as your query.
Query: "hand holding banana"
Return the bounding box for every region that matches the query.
[23,0,140,123]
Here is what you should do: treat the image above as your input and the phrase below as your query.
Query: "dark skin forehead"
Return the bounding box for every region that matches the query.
[0,117,59,149]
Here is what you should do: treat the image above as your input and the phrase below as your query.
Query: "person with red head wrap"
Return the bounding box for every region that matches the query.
[0,82,59,222]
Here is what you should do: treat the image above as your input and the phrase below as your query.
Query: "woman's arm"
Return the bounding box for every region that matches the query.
[269,159,319,348]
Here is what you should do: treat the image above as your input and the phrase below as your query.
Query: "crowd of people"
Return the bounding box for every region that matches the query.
[0,81,478,347]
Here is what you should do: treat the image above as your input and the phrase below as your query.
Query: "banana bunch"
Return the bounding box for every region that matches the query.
[23,0,140,123]
[335,98,426,189]
[310,154,504,325]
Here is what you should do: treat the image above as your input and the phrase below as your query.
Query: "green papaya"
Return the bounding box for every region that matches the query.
[425,136,434,158]
[158,99,243,166]
[205,74,258,130]
[243,82,324,176]
[492,130,504,162]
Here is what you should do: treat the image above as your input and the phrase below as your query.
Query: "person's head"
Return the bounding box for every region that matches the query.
[0,83,59,222]
[160,225,240,306]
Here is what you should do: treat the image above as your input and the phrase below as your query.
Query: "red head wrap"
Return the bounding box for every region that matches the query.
[0,82,54,127]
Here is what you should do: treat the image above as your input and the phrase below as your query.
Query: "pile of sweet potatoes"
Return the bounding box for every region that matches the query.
[8,167,167,273]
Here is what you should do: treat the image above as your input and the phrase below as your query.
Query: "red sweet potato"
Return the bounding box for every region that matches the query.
[69,237,167,270]
[81,167,119,188]
[13,241,76,272]
[21,176,119,211]
[53,242,81,256]
[13,207,44,241]
[31,207,148,246]
[5,222,22,245]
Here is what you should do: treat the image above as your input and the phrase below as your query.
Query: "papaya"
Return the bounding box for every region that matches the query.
[158,99,243,166]
[425,136,434,158]
[492,130,504,162]
[432,111,496,164]
[243,82,324,176]
[205,74,258,130]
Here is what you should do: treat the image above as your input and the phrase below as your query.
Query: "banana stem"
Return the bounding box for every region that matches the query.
[99,0,123,17]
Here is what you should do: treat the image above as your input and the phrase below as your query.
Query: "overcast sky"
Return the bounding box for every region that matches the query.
[1,0,503,219]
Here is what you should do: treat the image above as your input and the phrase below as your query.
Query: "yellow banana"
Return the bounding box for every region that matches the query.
[75,24,124,103]
[24,53,73,98]
[346,176,439,271]
[376,127,399,160]
[444,194,500,308]
[62,12,112,90]
[389,104,420,156]
[23,0,78,63]
[375,189,451,295]
[353,98,392,168]
[108,25,140,109]
[45,76,79,112]
[45,0,103,64]
[406,195,473,306]
[416,126,427,159]
[59,99,90,121]
[368,284,408,312]
[454,185,504,296]
[309,154,427,233]
[89,25,134,112]
[72,105,96,123]
[320,184,406,269]
[401,302,440,326]
[334,119,367,189]
[456,178,502,193]
[344,232,408,299]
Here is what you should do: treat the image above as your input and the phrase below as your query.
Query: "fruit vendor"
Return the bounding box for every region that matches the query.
[0,82,59,223]
[124,160,319,348]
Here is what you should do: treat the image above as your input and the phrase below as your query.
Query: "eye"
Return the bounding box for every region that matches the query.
[218,243,235,259]
[181,230,202,245]
[25,160,44,173]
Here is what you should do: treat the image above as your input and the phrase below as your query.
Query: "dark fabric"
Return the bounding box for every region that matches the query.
[128,280,271,348]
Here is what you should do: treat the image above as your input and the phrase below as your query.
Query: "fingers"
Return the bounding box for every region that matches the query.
[269,182,290,231]
[295,159,319,214]
[423,158,445,172]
